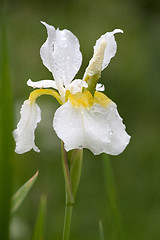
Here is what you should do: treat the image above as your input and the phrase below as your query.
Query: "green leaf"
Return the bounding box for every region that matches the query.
[32,195,47,240]
[99,220,105,240]
[102,154,124,240]
[11,171,39,215]
[0,2,14,239]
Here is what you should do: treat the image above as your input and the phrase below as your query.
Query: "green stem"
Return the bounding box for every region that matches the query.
[61,142,74,240]
[62,204,73,240]
[61,144,83,240]
[61,142,74,205]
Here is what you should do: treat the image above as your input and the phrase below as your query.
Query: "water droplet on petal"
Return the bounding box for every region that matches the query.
[109,130,113,136]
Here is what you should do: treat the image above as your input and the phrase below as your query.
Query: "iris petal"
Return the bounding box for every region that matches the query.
[27,79,58,89]
[40,21,82,89]
[13,100,41,154]
[95,29,123,70]
[53,100,130,155]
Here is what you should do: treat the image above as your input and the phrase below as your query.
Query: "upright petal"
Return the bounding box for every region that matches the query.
[83,39,107,80]
[95,29,123,70]
[53,100,130,155]
[40,21,56,73]
[13,100,41,154]
[40,21,82,88]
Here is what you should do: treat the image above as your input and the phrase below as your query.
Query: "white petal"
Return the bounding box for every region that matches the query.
[40,21,56,73]
[96,83,105,92]
[27,79,58,89]
[94,29,123,70]
[13,100,41,154]
[99,101,131,155]
[83,39,107,80]
[53,101,130,155]
[40,21,82,88]
[67,79,88,94]
[53,101,84,150]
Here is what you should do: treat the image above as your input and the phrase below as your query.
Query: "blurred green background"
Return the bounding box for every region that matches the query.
[1,0,160,239]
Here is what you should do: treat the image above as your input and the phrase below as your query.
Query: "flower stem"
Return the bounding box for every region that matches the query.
[61,142,74,205]
[61,142,74,240]
[61,143,83,240]
[62,204,73,240]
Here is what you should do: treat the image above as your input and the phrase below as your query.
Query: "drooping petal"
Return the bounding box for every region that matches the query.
[13,100,41,154]
[40,21,82,88]
[96,101,131,155]
[27,79,58,89]
[53,100,130,155]
[95,29,123,70]
[67,79,88,94]
[53,101,84,150]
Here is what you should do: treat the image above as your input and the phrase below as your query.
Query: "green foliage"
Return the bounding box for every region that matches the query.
[11,171,39,215]
[32,195,47,240]
[102,154,124,240]
[0,2,13,239]
[99,220,105,240]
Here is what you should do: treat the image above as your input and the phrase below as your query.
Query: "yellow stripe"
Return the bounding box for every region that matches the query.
[68,91,94,109]
[28,89,63,105]
[94,91,111,108]
[68,91,111,109]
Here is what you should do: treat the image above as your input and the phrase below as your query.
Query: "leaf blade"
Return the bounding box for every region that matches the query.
[32,194,47,240]
[102,154,124,240]
[11,171,39,215]
[0,2,14,239]
[99,220,105,240]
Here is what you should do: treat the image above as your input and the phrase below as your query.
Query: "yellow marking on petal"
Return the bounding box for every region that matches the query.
[94,91,111,108]
[29,89,63,105]
[68,91,94,109]
[65,90,71,102]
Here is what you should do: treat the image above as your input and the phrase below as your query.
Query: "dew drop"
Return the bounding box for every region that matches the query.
[109,130,113,136]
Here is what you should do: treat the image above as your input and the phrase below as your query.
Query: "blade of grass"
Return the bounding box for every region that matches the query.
[99,219,105,240]
[0,1,13,239]
[102,154,125,240]
[32,194,47,240]
[11,171,39,215]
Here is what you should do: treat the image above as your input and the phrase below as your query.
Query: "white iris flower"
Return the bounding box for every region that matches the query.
[13,22,130,155]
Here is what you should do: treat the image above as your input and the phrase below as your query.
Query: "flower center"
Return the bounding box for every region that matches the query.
[68,91,94,109]
[68,91,111,109]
